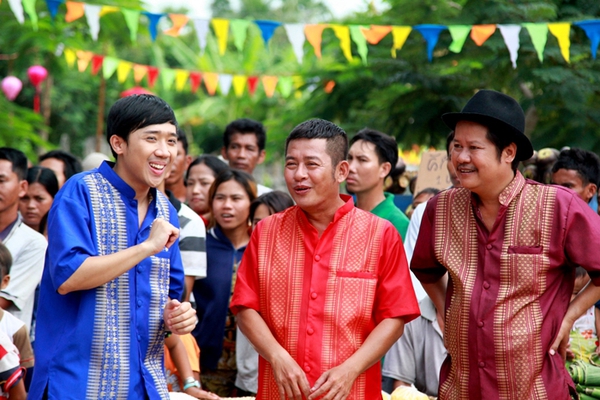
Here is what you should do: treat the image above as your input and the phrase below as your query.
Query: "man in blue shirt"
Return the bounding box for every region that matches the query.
[30,95,197,399]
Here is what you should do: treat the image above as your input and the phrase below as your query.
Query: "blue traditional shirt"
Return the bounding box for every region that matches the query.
[30,161,184,400]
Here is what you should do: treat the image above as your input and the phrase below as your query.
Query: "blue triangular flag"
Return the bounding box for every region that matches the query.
[254,20,282,45]
[575,20,600,59]
[414,24,447,62]
[45,0,63,19]
[143,12,164,42]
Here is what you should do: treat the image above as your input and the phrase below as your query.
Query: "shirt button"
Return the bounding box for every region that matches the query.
[486,244,492,250]
[314,255,321,261]
[483,282,490,289]
[137,300,142,307]
[307,327,314,335]
[477,320,484,327]
[137,265,143,273]
[479,361,485,368]
[304,364,311,373]
[137,334,141,341]
[311,292,318,300]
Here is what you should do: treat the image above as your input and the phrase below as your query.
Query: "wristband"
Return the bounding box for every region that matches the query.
[183,377,201,391]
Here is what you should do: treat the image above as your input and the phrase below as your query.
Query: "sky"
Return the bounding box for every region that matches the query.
[146,0,387,19]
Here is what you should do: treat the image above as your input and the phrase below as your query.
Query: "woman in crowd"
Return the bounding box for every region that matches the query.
[19,166,59,232]
[235,190,294,396]
[186,155,229,226]
[192,169,256,397]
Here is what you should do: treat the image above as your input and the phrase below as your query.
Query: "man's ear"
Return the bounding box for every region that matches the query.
[379,162,392,180]
[503,143,517,164]
[336,160,350,183]
[256,149,266,166]
[1,274,9,290]
[221,146,229,161]
[18,180,27,199]
[109,135,127,156]
[584,183,597,203]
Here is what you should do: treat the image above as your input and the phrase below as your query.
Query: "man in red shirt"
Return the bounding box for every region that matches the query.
[412,89,600,400]
[231,119,419,400]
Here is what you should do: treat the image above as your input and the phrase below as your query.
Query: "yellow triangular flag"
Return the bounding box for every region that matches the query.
[233,75,247,98]
[212,18,230,56]
[99,6,119,17]
[331,25,353,62]
[391,26,412,58]
[76,50,93,72]
[261,76,278,98]
[64,48,76,67]
[175,69,190,91]
[293,76,303,99]
[117,61,132,83]
[548,22,571,63]
[203,72,219,95]
[133,64,147,84]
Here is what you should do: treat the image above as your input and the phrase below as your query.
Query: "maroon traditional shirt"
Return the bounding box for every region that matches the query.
[411,171,600,400]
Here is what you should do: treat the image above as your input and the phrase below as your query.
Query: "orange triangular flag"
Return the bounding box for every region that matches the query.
[76,50,93,72]
[65,2,85,23]
[324,80,336,94]
[203,72,219,96]
[133,64,148,84]
[164,14,189,37]
[361,25,393,45]
[304,24,327,59]
[470,24,496,46]
[261,76,278,98]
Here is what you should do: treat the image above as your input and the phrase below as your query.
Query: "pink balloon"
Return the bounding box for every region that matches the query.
[27,65,48,87]
[1,76,23,101]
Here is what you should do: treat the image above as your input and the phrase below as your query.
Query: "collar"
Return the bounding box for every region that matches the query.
[470,170,525,208]
[0,214,21,242]
[297,194,355,228]
[166,190,182,212]
[98,161,157,203]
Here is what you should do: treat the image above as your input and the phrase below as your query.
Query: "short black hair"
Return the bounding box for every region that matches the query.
[415,187,440,198]
[224,119,266,151]
[552,148,600,187]
[486,128,520,172]
[285,119,348,169]
[350,128,398,178]
[446,131,455,157]
[186,155,229,182]
[249,190,295,222]
[177,128,189,155]
[0,243,12,279]
[39,150,82,181]
[26,166,59,198]
[106,94,177,158]
[0,147,28,180]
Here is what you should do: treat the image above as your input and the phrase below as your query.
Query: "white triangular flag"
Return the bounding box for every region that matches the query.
[285,23,306,64]
[193,19,210,54]
[8,0,24,23]
[85,5,102,41]
[219,74,233,96]
[498,24,521,69]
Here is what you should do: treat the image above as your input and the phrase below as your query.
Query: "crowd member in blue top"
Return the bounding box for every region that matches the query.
[30,94,197,400]
[192,168,257,397]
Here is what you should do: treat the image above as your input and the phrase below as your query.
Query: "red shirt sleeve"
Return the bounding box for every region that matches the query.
[230,223,262,315]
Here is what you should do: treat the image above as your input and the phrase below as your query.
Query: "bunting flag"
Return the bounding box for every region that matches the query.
[189,72,202,93]
[193,19,210,54]
[64,48,77,67]
[350,25,369,64]
[45,0,62,19]
[255,20,282,46]
[100,6,119,17]
[102,56,119,79]
[524,23,548,62]
[233,75,247,97]
[548,22,571,62]
[84,4,102,41]
[414,25,446,62]
[231,19,251,52]
[22,0,38,30]
[285,23,306,64]
[331,25,353,62]
[574,20,600,60]
[160,68,176,91]
[305,24,327,59]
[164,14,189,37]
[117,61,133,83]
[247,76,259,96]
[391,26,412,58]
[65,1,84,23]
[278,76,294,98]
[133,64,147,84]
[324,80,336,94]
[143,12,164,42]
[361,25,392,45]
[175,70,189,91]
[212,19,230,56]
[498,24,521,69]
[76,50,93,72]
[293,76,304,99]
[7,0,24,24]
[122,9,140,43]
[261,76,278,98]
[91,54,104,75]
[448,25,471,53]
[203,72,219,95]
[471,24,496,46]
[219,74,233,95]
[147,66,159,87]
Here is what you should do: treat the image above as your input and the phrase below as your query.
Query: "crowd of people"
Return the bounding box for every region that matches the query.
[0,90,599,400]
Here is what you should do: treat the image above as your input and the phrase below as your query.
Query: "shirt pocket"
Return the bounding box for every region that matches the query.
[507,245,543,255]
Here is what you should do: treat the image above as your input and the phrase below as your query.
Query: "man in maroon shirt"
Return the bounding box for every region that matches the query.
[411,89,600,400]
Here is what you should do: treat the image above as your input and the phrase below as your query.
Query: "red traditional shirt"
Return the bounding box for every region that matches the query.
[231,195,419,400]
[411,171,600,400]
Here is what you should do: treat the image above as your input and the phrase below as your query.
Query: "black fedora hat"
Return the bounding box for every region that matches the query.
[442,90,533,161]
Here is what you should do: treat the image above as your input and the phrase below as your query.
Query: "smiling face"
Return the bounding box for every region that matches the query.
[346,140,389,194]
[211,179,252,232]
[221,133,266,174]
[284,138,348,215]
[110,123,178,196]
[186,163,217,215]
[19,182,54,230]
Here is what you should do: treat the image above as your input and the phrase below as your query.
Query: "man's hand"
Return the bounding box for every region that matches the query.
[146,219,179,255]
[550,315,574,361]
[308,364,359,400]
[164,299,197,334]
[270,350,311,400]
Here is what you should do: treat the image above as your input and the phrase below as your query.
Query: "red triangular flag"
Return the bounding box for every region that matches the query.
[91,55,104,76]
[189,72,202,93]
[247,76,259,96]
[147,66,159,88]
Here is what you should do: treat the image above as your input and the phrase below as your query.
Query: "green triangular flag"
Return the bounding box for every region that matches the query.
[231,19,251,52]
[349,25,368,65]
[160,68,176,91]
[22,0,38,31]
[523,23,548,62]
[448,25,471,53]
[102,57,119,79]
[278,76,294,98]
[122,9,141,43]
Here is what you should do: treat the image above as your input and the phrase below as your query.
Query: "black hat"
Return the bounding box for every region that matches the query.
[442,90,533,161]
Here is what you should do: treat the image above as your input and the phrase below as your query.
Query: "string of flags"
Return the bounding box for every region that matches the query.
[63,48,337,98]
[4,0,600,68]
